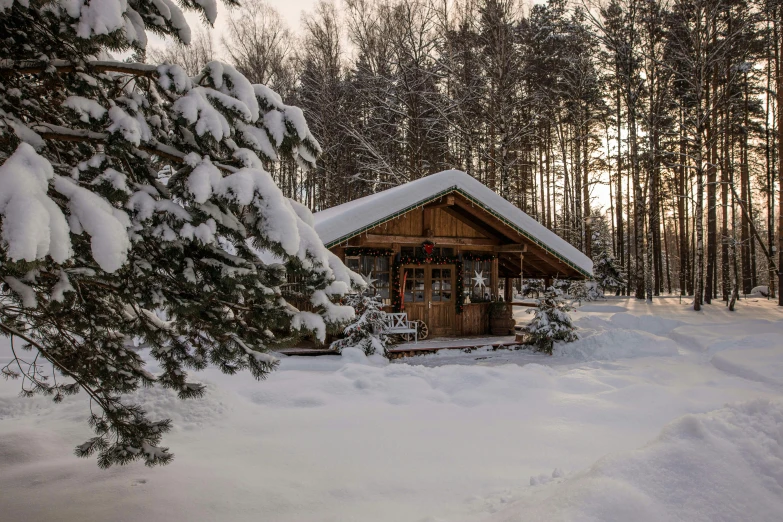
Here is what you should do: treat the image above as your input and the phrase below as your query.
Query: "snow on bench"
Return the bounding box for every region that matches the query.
[382,313,418,343]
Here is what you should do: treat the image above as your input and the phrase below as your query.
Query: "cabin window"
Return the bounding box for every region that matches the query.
[463,258,492,301]
[402,267,425,302]
[345,255,390,299]
[430,268,453,302]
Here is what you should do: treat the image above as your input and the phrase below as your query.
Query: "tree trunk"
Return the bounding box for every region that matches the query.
[583,133,591,258]
[615,84,625,294]
[631,105,644,299]
[695,119,705,311]
[678,110,690,296]
[722,100,730,301]
[777,6,783,305]
[705,72,717,304]
[741,109,752,294]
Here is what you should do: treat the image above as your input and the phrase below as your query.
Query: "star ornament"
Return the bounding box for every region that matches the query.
[472,270,487,288]
[361,271,378,289]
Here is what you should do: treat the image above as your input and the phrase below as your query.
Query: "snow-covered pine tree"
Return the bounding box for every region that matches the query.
[330,294,389,356]
[591,215,626,294]
[522,278,545,298]
[567,280,602,304]
[567,280,589,304]
[0,0,361,467]
[521,287,578,355]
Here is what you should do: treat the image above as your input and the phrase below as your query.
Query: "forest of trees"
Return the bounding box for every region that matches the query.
[151,0,783,309]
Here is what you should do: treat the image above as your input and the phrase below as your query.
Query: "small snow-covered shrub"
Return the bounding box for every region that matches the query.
[591,215,626,293]
[331,294,389,357]
[521,287,578,354]
[522,279,545,298]
[568,280,603,304]
[568,280,588,303]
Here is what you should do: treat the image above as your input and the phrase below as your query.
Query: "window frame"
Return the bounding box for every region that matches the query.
[345,254,391,300]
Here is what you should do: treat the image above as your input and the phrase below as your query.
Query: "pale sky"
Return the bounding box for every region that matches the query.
[146,0,320,54]
[146,0,614,213]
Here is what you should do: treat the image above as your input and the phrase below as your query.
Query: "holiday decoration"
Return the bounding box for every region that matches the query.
[345,247,394,257]
[472,270,488,289]
[390,252,495,314]
[361,271,378,290]
[422,241,435,255]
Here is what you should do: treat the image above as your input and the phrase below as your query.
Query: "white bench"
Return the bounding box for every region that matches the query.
[382,312,418,343]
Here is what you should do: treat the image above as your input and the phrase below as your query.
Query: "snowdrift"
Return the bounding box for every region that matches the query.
[708,333,783,385]
[488,400,783,522]
[554,328,680,361]
[552,313,682,361]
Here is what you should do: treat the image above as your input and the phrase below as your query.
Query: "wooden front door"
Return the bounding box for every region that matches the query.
[401,265,456,337]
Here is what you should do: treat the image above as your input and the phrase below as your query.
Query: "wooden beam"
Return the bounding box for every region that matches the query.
[452,198,520,240]
[423,195,456,209]
[440,206,504,240]
[494,244,528,253]
[451,196,582,278]
[498,258,521,273]
[423,207,433,238]
[500,254,551,277]
[363,234,498,246]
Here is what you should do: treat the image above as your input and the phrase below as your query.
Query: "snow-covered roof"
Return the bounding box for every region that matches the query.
[313,170,593,277]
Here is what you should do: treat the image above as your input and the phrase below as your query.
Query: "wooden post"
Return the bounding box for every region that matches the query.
[491,257,499,300]
[504,277,512,302]
[519,253,524,298]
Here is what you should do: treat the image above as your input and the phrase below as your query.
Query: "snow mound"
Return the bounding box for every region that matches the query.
[577,304,627,313]
[608,313,683,336]
[488,400,783,522]
[751,286,770,297]
[710,333,783,385]
[0,395,64,420]
[129,383,232,431]
[553,328,679,361]
[340,346,370,363]
[0,430,65,467]
[712,350,783,385]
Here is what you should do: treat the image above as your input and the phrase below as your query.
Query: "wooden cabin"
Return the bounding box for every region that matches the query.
[313,170,593,338]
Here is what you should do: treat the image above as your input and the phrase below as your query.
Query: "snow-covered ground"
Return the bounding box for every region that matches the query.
[1,296,782,521]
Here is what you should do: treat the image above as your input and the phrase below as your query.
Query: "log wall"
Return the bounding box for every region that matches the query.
[458,303,490,336]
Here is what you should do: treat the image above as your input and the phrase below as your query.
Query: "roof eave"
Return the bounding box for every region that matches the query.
[322,187,592,279]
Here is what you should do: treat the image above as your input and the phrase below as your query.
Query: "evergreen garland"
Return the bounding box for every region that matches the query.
[345,247,395,257]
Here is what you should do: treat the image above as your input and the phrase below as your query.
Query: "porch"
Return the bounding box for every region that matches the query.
[275,335,518,358]
[386,335,517,359]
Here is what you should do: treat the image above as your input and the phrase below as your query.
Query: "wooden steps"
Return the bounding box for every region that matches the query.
[277,336,519,359]
[387,336,517,359]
